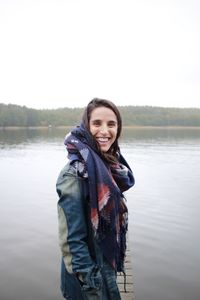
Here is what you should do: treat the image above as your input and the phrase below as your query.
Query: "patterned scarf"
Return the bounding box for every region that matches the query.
[64,123,134,272]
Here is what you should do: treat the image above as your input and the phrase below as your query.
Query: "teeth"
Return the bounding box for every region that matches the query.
[97,137,109,142]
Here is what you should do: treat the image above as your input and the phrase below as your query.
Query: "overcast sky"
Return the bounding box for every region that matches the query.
[0,0,200,109]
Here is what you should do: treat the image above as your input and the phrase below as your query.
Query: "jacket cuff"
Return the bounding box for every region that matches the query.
[76,265,102,290]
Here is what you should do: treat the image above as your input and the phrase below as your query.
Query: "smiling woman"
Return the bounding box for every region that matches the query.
[56,98,135,299]
[81,98,122,164]
[89,106,118,153]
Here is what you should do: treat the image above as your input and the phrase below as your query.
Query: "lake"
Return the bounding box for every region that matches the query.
[0,127,200,300]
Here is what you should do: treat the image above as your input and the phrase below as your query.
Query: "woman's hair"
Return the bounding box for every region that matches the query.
[82,98,122,162]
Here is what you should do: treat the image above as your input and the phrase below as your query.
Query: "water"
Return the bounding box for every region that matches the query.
[0,127,200,300]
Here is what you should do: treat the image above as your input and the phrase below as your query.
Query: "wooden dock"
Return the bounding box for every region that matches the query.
[117,247,135,300]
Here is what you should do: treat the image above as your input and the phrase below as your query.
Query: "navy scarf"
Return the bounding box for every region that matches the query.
[64,123,134,271]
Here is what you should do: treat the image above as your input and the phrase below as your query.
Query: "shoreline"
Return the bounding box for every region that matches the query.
[1,125,200,130]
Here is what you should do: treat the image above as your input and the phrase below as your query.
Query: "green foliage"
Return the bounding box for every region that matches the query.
[0,103,200,127]
[0,104,32,126]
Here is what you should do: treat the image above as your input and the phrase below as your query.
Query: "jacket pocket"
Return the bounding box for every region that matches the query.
[81,285,102,300]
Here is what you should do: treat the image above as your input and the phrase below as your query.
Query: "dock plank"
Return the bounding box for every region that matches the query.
[117,247,135,299]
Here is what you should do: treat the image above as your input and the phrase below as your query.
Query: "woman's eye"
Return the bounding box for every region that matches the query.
[93,122,101,127]
[108,122,116,127]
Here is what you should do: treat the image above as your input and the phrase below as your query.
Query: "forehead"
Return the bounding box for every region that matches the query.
[90,106,117,122]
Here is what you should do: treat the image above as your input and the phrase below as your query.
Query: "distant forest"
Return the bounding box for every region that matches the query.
[1,103,200,127]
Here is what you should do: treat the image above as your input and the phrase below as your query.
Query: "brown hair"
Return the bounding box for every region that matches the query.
[82,98,122,162]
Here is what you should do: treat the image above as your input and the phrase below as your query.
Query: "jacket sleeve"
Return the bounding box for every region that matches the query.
[56,164,96,275]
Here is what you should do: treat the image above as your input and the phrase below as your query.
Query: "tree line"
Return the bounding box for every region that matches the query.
[0,103,200,127]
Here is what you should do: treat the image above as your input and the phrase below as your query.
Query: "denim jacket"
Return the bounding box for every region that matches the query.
[56,160,121,300]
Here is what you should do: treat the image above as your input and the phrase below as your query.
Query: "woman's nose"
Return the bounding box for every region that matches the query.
[99,124,108,134]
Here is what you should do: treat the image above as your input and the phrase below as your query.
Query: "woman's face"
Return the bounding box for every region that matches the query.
[89,106,118,152]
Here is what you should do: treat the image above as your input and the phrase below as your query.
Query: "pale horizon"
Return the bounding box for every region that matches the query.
[0,0,200,110]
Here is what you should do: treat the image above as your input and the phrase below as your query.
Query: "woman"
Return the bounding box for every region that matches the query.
[56,98,135,299]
